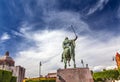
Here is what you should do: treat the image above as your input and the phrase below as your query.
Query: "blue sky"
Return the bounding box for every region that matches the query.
[0,0,120,77]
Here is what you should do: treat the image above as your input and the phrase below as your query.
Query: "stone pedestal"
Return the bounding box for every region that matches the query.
[56,68,94,82]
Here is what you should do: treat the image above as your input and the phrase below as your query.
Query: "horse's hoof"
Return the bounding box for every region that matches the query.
[74,64,76,68]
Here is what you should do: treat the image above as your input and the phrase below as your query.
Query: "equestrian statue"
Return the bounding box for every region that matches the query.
[61,25,78,69]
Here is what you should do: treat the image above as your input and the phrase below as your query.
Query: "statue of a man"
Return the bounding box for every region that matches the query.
[61,36,78,68]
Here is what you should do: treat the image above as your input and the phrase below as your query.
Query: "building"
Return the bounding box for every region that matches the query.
[46,73,57,78]
[0,51,25,82]
[115,52,120,68]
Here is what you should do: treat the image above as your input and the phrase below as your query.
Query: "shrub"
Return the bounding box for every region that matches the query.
[2,70,12,82]
[0,70,16,82]
[25,78,56,82]
[93,69,119,81]
[10,76,17,82]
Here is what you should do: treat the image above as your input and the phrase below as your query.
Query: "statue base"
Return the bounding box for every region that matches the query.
[56,68,94,82]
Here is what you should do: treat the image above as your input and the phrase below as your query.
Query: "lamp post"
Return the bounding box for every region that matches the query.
[81,59,84,68]
[39,61,42,82]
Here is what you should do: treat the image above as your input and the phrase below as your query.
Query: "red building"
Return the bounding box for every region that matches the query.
[115,52,120,68]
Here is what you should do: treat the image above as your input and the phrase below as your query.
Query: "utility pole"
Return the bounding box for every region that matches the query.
[39,61,42,82]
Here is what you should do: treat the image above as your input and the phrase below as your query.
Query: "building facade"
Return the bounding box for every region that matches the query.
[46,73,57,78]
[0,51,25,82]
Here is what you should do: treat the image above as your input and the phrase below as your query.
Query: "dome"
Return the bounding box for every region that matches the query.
[0,51,15,66]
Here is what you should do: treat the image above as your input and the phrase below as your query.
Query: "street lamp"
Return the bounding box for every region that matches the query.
[39,61,42,82]
[81,59,84,67]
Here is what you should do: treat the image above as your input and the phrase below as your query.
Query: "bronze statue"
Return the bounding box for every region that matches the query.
[61,36,78,69]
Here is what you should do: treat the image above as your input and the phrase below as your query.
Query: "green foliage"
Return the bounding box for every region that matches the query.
[0,70,16,82]
[0,70,3,82]
[26,79,56,82]
[2,70,12,82]
[49,80,56,82]
[93,69,119,81]
[10,76,17,82]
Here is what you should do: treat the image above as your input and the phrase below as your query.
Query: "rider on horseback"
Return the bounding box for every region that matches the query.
[61,36,78,68]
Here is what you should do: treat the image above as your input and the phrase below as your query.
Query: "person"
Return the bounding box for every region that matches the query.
[61,36,78,68]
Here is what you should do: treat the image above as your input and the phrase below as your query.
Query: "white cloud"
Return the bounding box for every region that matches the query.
[92,65,117,72]
[14,28,120,77]
[21,0,91,33]
[87,0,109,15]
[92,65,106,72]
[22,0,57,18]
[0,33,10,41]
[44,11,90,33]
[106,65,117,70]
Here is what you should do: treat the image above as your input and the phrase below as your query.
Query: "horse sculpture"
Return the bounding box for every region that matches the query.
[61,36,77,69]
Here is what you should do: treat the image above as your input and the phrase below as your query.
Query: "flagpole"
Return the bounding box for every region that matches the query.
[70,25,77,37]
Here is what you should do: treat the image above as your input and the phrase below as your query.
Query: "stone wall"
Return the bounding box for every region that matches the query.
[56,68,94,82]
